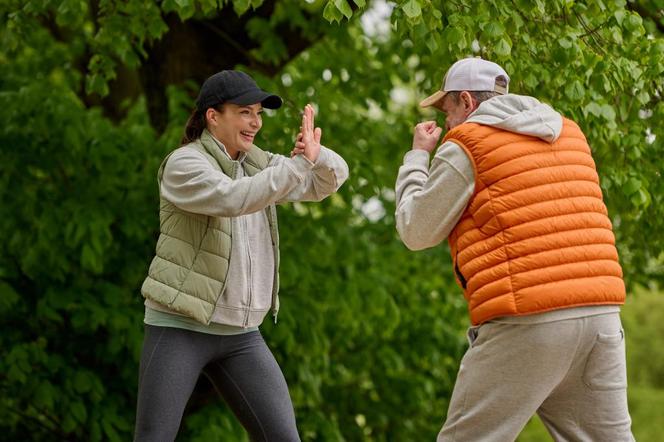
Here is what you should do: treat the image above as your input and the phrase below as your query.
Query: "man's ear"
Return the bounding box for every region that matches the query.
[460,91,477,115]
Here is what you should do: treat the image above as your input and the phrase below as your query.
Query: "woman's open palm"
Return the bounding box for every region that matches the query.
[291,104,322,162]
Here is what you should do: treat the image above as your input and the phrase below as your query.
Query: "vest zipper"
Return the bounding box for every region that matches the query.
[455,253,468,289]
[243,215,253,328]
[268,207,279,325]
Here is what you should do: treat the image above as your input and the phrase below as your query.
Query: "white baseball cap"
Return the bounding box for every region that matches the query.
[420,57,510,108]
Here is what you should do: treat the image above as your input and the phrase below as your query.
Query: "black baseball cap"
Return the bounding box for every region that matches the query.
[195,70,282,111]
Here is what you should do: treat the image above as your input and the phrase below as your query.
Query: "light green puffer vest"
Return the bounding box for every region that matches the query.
[140,130,280,325]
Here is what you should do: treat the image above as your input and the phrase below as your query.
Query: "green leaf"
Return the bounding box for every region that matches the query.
[335,0,352,19]
[71,400,88,423]
[426,35,439,52]
[558,37,573,49]
[623,177,641,195]
[402,0,422,19]
[624,12,644,34]
[636,91,650,105]
[484,22,505,38]
[631,188,650,208]
[565,80,585,101]
[584,101,602,117]
[323,1,343,23]
[33,382,56,410]
[600,104,616,121]
[0,281,19,313]
[233,0,251,15]
[353,0,366,7]
[494,38,511,56]
[74,371,93,393]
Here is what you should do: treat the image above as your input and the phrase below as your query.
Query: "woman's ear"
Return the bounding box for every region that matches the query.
[205,108,218,127]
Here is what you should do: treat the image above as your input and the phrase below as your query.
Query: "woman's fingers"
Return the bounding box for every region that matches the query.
[298,104,319,147]
[291,148,305,158]
[301,112,311,140]
[308,104,315,133]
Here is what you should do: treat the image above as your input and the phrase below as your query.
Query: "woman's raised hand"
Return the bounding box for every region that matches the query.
[290,104,322,163]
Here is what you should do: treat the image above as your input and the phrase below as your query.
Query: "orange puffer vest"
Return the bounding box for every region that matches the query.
[445,118,625,325]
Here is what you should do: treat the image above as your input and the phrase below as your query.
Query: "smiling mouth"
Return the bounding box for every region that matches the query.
[240,131,255,140]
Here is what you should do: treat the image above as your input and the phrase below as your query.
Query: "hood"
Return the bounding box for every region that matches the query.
[465,94,563,143]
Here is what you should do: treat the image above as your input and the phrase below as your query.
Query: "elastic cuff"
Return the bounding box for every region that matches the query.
[403,149,430,166]
[285,155,314,181]
[311,146,329,167]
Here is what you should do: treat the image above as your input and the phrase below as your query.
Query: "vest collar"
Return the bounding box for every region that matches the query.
[201,129,247,164]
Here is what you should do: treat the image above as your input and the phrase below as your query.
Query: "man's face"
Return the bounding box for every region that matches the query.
[439,92,474,131]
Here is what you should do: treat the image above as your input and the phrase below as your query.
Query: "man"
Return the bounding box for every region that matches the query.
[395,57,634,441]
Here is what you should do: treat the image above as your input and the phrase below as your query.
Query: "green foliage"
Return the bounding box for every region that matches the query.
[0,37,163,440]
[1,0,663,440]
[626,386,664,442]
[622,287,664,389]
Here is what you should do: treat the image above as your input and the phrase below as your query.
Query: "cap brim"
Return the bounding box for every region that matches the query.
[419,90,447,108]
[229,90,283,109]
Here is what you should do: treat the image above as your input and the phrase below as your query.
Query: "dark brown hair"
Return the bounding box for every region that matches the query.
[180,104,223,146]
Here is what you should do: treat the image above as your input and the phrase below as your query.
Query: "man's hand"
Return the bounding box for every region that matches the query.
[290,104,322,163]
[412,121,443,153]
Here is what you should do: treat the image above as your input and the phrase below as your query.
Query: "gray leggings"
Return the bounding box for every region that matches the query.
[134,325,300,442]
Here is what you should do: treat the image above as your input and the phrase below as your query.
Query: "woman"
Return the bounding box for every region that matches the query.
[134,70,349,441]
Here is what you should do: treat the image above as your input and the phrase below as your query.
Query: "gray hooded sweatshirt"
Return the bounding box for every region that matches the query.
[395,94,563,251]
[395,94,617,323]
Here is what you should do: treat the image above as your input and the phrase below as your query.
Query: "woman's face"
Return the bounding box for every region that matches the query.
[207,103,263,159]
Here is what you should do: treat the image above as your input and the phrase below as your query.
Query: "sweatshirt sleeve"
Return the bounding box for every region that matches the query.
[268,146,349,203]
[160,147,316,217]
[394,141,475,251]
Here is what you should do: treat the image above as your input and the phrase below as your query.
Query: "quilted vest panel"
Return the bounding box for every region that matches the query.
[141,130,280,324]
[445,119,625,325]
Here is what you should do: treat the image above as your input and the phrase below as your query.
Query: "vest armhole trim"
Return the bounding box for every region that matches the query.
[446,137,479,192]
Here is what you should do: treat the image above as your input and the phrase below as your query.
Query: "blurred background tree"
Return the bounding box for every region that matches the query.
[0,0,662,440]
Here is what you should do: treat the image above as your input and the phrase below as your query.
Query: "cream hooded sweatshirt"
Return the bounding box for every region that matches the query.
[146,135,349,330]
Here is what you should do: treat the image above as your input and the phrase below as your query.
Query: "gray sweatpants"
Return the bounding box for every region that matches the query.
[134,325,300,442]
[438,312,634,442]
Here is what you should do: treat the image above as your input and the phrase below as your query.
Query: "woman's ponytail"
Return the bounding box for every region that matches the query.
[180,109,206,146]
[180,104,223,146]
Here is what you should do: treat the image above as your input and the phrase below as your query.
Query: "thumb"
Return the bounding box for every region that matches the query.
[314,127,322,144]
[432,126,443,139]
